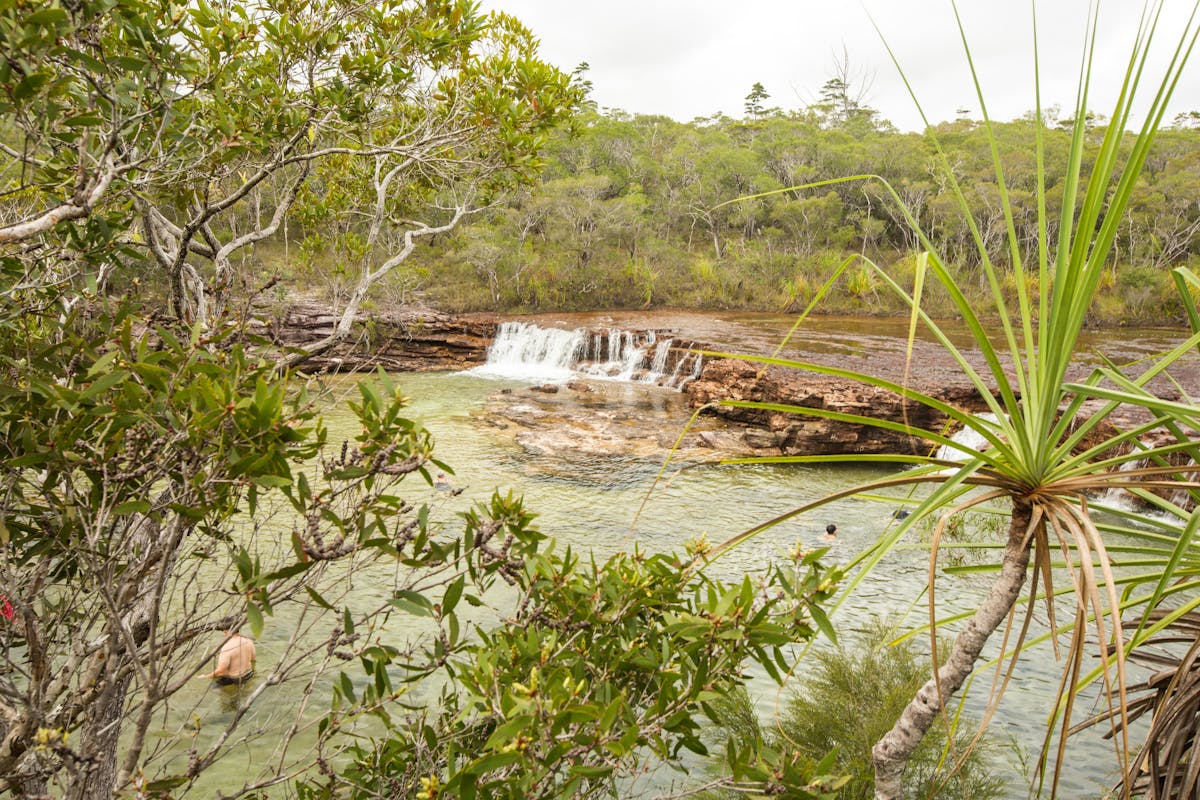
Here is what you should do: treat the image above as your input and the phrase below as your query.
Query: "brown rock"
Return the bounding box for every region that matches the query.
[686,358,996,457]
[265,300,498,372]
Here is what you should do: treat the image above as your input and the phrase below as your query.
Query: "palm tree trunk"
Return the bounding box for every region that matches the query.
[871,499,1034,800]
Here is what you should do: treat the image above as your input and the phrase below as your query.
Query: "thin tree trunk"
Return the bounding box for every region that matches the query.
[67,673,132,800]
[871,499,1034,800]
[0,720,48,800]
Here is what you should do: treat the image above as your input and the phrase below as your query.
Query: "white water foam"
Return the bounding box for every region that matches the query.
[470,322,585,382]
[1095,442,1198,514]
[470,322,687,387]
[936,412,1001,463]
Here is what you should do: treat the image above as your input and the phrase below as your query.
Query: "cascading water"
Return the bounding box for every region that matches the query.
[1096,442,1197,513]
[472,322,694,388]
[471,322,586,382]
[936,413,1001,463]
[1098,445,1150,512]
[936,417,1195,515]
[649,340,672,375]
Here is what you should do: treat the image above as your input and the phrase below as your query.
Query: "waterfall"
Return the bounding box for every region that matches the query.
[472,322,683,387]
[663,351,702,389]
[614,332,646,381]
[1099,447,1150,512]
[649,340,673,376]
[470,322,585,382]
[932,419,1196,515]
[936,413,1000,463]
[1097,443,1197,512]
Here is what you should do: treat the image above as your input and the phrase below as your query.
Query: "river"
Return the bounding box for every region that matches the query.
[172,312,1199,799]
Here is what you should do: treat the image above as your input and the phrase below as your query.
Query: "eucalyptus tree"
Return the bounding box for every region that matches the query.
[0,1,579,798]
[2,0,577,333]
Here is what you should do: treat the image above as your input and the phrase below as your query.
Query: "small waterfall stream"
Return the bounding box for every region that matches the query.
[936,413,1001,463]
[471,321,701,388]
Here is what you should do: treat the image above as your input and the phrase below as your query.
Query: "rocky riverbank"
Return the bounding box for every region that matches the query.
[684,358,992,457]
[270,303,1191,463]
[268,301,499,372]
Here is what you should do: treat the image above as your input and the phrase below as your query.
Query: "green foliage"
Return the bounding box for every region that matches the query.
[0,292,481,794]
[699,3,1200,798]
[371,107,1200,318]
[745,82,771,119]
[300,539,848,800]
[774,621,1006,800]
[1,0,582,328]
[0,311,317,569]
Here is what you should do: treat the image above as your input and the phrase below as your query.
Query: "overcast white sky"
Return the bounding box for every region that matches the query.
[480,1,1200,131]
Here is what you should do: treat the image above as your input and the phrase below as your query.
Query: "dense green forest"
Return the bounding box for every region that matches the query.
[347,101,1200,322]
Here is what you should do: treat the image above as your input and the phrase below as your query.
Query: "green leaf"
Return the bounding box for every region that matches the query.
[598,696,623,732]
[63,113,105,128]
[261,561,312,583]
[305,587,333,610]
[482,715,530,750]
[466,751,522,775]
[442,576,464,614]
[390,590,433,617]
[142,776,189,792]
[112,500,151,516]
[23,8,69,26]
[246,601,263,639]
[338,671,355,703]
[808,604,836,643]
[250,474,292,488]
[79,369,130,402]
[13,73,49,100]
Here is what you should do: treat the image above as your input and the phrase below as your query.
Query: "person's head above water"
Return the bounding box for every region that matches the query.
[825,523,837,536]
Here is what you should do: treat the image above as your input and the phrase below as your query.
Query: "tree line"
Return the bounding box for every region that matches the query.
[391,100,1200,322]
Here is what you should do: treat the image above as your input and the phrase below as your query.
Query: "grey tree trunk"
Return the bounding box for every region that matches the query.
[871,500,1034,800]
[66,672,132,800]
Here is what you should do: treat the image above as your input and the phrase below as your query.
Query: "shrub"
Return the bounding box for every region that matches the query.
[708,618,1008,800]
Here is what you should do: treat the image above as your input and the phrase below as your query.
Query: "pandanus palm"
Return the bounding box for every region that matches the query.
[703,2,1200,797]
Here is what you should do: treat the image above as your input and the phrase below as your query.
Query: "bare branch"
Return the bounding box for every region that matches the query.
[0,153,119,244]
[278,201,477,370]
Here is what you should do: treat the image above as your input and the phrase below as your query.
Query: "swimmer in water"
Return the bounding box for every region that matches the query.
[199,629,256,686]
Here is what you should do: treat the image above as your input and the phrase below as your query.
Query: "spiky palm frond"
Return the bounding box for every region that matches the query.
[701,2,1200,797]
[1074,610,1200,800]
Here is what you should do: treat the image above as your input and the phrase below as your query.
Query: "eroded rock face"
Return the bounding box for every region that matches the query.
[685,358,996,457]
[266,306,1186,476]
[267,301,498,372]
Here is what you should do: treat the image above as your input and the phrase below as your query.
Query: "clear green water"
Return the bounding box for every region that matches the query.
[166,357,1158,799]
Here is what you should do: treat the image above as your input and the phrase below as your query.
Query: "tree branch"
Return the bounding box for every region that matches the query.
[0,154,119,244]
